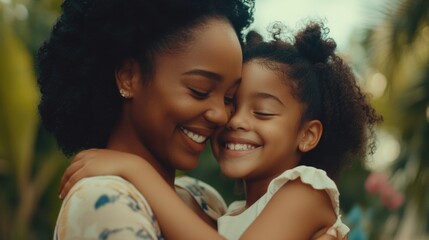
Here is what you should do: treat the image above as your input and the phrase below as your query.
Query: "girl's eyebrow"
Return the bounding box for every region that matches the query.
[251,92,285,107]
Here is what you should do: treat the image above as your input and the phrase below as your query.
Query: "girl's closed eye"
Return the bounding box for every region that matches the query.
[252,101,282,119]
[253,110,278,119]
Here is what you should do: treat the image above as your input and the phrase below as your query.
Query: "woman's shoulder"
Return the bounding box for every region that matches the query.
[64,175,155,215]
[56,176,162,239]
[69,175,139,193]
[175,175,227,220]
[62,176,142,203]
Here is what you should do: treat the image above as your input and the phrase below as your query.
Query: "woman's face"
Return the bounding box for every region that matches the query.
[118,18,242,172]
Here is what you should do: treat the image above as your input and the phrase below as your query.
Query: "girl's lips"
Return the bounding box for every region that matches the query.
[220,142,260,158]
[218,135,262,158]
[219,135,261,148]
[224,142,257,151]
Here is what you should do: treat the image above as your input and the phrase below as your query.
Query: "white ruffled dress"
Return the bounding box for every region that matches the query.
[217,166,350,240]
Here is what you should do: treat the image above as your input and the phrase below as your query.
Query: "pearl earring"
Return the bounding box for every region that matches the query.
[119,89,131,98]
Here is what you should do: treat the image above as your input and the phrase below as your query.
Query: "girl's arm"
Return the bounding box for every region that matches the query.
[240,179,339,240]
[60,149,345,240]
[60,149,224,240]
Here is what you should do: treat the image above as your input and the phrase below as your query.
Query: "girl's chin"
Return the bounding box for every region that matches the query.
[218,161,249,179]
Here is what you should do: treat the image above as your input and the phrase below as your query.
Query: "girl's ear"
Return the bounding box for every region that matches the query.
[115,59,141,99]
[299,120,323,152]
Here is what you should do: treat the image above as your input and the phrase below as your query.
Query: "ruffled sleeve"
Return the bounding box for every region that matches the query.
[175,176,227,220]
[266,166,350,238]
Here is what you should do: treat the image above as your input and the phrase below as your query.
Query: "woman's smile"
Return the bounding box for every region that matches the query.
[180,126,208,144]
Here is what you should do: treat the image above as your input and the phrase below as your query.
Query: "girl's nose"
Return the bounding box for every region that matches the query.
[226,109,249,131]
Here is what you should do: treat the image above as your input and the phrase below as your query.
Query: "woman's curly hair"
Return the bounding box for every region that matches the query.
[243,22,383,180]
[37,0,255,156]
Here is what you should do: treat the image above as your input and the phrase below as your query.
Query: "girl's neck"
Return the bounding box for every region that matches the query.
[243,177,273,208]
[244,156,303,207]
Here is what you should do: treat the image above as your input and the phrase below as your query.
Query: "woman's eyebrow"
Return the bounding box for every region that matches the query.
[182,69,222,81]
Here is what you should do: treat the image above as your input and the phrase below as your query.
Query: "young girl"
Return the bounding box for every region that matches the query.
[60,22,381,239]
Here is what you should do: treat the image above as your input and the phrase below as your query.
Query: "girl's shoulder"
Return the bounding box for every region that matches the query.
[266,166,349,238]
[268,166,338,206]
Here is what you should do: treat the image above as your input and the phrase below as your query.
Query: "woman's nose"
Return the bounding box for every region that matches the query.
[204,100,229,127]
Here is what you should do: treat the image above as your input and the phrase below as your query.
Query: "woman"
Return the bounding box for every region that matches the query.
[38,0,253,238]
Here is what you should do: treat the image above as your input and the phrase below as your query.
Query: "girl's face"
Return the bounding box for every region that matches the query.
[117,18,242,171]
[212,60,307,182]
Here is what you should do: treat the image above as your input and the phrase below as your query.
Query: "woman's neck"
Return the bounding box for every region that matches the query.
[107,125,176,187]
[108,141,176,186]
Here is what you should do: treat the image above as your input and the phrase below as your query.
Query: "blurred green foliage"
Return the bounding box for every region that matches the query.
[1,0,428,239]
[0,1,67,239]
[361,0,429,238]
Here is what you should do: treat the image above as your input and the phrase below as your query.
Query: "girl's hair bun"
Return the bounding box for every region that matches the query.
[294,22,337,64]
[245,30,264,46]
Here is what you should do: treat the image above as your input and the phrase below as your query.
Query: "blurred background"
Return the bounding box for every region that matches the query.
[1,0,428,239]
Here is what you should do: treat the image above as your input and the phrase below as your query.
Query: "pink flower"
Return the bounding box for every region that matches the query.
[387,193,404,210]
[365,172,388,195]
[380,184,395,205]
[364,172,404,211]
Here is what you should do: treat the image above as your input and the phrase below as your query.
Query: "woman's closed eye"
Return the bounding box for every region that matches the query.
[190,88,209,99]
[224,95,234,105]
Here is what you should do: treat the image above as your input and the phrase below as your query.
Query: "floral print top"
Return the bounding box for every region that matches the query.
[54,175,226,240]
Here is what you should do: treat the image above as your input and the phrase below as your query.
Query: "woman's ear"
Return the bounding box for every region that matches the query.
[299,120,323,152]
[115,59,141,99]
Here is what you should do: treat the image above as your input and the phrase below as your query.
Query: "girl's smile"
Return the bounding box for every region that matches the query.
[218,134,261,158]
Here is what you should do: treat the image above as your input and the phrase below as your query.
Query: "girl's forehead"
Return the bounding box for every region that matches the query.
[241,62,292,91]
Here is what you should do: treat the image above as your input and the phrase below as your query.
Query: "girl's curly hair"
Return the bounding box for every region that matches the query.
[37,0,255,156]
[243,22,383,180]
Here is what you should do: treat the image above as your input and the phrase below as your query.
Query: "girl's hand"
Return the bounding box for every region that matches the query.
[59,149,144,199]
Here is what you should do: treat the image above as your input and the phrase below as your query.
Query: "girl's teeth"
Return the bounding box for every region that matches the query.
[180,127,207,143]
[225,143,256,151]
